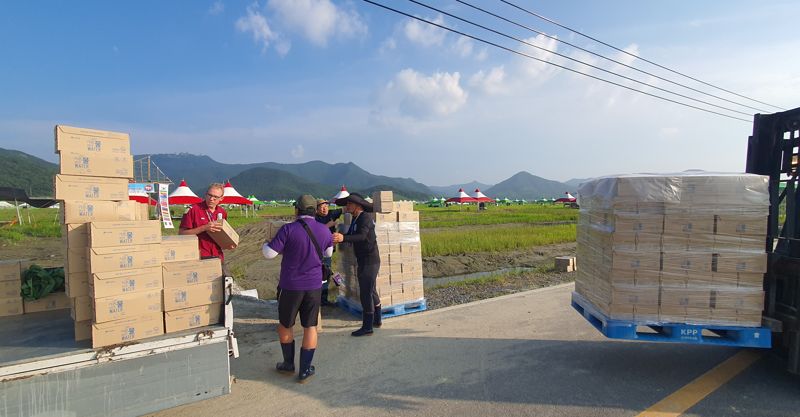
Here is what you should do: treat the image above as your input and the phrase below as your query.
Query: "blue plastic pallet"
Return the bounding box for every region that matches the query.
[571,292,771,348]
[336,296,427,319]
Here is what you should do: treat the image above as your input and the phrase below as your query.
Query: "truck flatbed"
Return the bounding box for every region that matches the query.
[0,310,232,416]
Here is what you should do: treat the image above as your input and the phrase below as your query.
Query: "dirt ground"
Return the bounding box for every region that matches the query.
[1,237,64,268]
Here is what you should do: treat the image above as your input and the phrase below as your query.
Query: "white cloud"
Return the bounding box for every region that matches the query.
[616,44,640,66]
[379,37,396,54]
[290,144,305,158]
[403,14,446,47]
[517,34,560,80]
[267,0,367,47]
[375,69,468,121]
[452,36,488,61]
[235,4,281,53]
[469,66,506,95]
[208,1,225,15]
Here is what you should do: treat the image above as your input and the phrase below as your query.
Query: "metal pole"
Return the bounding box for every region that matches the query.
[14,199,22,225]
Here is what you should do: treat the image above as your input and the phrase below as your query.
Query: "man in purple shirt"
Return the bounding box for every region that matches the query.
[262,195,333,383]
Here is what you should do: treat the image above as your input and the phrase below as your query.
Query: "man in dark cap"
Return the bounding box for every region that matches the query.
[315,199,342,305]
[331,193,381,336]
[262,195,333,383]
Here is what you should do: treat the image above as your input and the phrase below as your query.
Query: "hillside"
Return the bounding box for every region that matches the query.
[229,167,339,200]
[485,171,573,200]
[428,181,494,197]
[564,178,590,189]
[139,154,433,198]
[0,148,57,197]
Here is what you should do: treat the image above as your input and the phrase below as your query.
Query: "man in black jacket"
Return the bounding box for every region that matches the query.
[332,193,381,336]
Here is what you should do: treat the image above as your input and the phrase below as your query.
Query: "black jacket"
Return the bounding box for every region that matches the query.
[343,212,380,265]
[315,208,343,233]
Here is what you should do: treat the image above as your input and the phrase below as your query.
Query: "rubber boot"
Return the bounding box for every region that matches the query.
[373,305,382,328]
[351,313,374,337]
[275,340,295,374]
[297,348,316,383]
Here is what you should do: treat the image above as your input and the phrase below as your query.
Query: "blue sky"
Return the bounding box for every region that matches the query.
[1,1,798,186]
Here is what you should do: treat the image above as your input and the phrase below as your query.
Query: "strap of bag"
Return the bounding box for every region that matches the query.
[298,219,324,262]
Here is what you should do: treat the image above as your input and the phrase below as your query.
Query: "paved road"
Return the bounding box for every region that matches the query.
[150,283,800,417]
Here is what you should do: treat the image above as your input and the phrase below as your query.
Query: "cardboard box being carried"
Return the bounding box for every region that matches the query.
[88,244,162,273]
[93,288,163,323]
[207,219,239,248]
[89,220,162,247]
[91,266,163,298]
[54,175,129,201]
[54,125,131,155]
[23,292,71,313]
[92,312,164,348]
[161,235,200,263]
[164,303,222,333]
[59,151,134,179]
[162,279,224,311]
[162,258,223,288]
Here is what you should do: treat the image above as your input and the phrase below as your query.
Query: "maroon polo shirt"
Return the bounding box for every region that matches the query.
[179,201,228,260]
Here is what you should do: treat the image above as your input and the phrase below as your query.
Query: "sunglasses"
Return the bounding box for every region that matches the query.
[206,193,223,199]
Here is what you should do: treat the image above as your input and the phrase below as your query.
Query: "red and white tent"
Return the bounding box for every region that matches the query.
[472,188,495,203]
[554,192,577,203]
[445,188,478,204]
[168,180,202,205]
[332,185,350,203]
[129,195,157,206]
[221,181,253,205]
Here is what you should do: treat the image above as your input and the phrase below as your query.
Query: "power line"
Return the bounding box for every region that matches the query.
[455,0,772,114]
[360,0,751,123]
[499,0,787,111]
[404,0,752,117]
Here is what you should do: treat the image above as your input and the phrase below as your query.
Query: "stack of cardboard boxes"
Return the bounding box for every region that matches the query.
[575,173,769,327]
[339,191,424,307]
[0,261,25,317]
[55,125,225,347]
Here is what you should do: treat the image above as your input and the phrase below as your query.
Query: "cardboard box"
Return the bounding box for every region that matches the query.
[162,258,223,288]
[54,175,129,201]
[88,244,162,273]
[713,252,768,273]
[0,260,22,282]
[662,251,713,272]
[162,279,224,311]
[715,215,767,236]
[63,224,89,248]
[74,319,92,341]
[164,303,222,333]
[664,215,714,235]
[0,280,21,298]
[65,270,90,297]
[61,200,143,224]
[374,212,397,224]
[91,312,165,348]
[372,191,394,213]
[610,250,660,271]
[161,235,200,263]
[393,201,414,212]
[54,124,130,155]
[614,214,664,234]
[89,221,162,247]
[23,292,71,313]
[65,247,89,273]
[71,295,93,322]
[555,256,576,272]
[397,211,420,223]
[59,151,134,178]
[207,219,239,248]
[93,288,163,323]
[0,297,23,317]
[91,266,163,298]
[710,288,764,311]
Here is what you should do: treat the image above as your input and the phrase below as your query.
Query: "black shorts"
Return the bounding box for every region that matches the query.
[278,289,321,328]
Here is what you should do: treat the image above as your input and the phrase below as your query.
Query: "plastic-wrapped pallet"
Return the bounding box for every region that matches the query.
[337,191,423,309]
[575,172,768,327]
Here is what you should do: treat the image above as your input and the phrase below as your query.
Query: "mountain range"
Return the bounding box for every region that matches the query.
[0,148,578,200]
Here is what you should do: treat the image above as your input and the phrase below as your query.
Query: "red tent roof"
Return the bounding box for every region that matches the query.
[445,188,478,203]
[221,181,253,205]
[129,195,156,206]
[554,192,577,203]
[472,188,495,203]
[169,180,202,205]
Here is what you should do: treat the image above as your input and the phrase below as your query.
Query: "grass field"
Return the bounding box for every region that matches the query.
[1,204,579,256]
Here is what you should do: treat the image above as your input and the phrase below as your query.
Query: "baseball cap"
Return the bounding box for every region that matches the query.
[294,195,317,211]
[316,198,329,206]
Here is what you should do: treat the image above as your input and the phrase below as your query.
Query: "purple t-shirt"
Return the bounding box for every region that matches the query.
[268,216,334,291]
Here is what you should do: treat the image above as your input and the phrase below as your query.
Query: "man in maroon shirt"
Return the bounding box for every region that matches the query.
[179,183,237,276]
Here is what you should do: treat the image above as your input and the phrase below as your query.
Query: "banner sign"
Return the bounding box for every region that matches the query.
[158,183,173,229]
[128,183,156,197]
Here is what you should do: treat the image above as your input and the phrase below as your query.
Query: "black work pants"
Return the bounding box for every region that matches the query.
[357,262,380,313]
